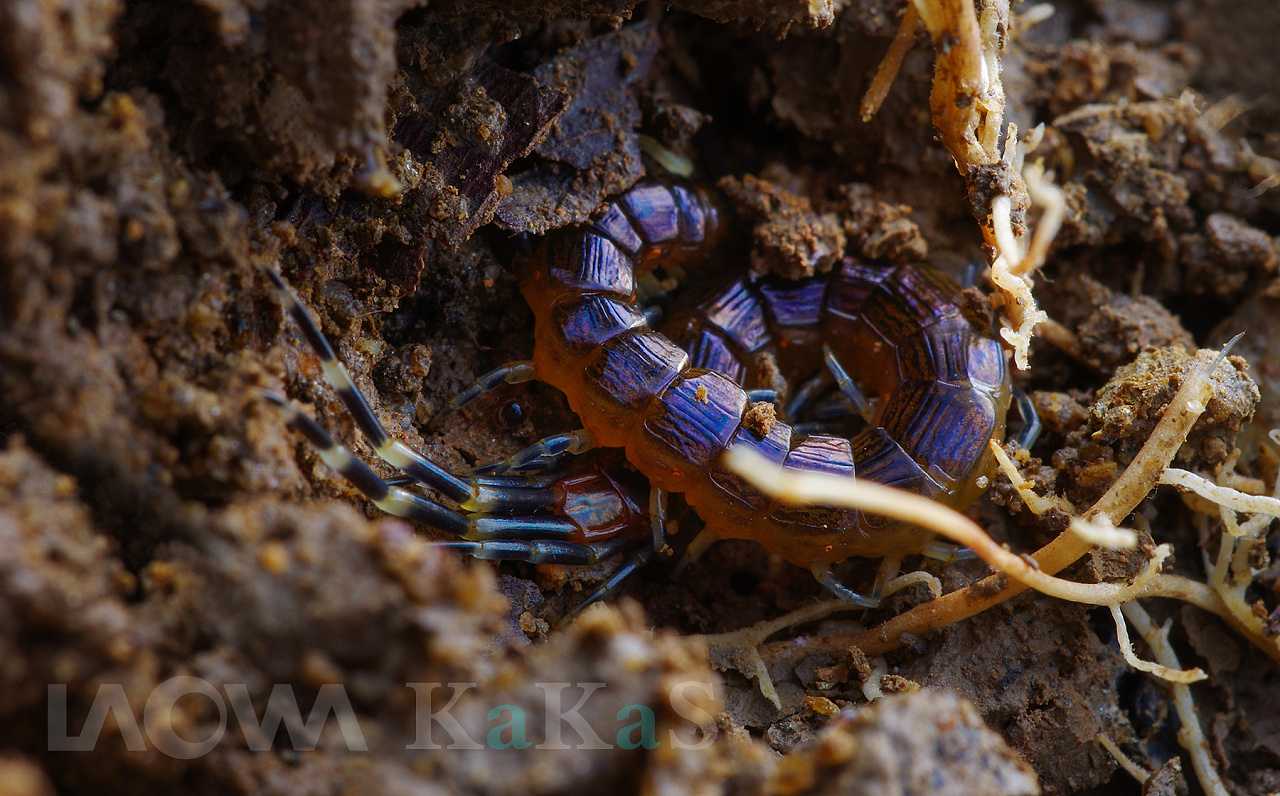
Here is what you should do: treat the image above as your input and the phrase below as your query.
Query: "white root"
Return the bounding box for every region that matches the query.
[1095,734,1152,785]
[726,446,1171,607]
[1109,604,1206,684]
[1160,467,1280,529]
[1121,602,1232,796]
[1070,516,1138,550]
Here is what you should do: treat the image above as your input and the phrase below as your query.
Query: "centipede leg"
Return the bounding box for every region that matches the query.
[556,543,655,628]
[1011,387,1043,450]
[810,564,880,609]
[261,391,472,536]
[427,360,537,431]
[432,539,597,564]
[471,429,597,476]
[262,267,476,506]
[871,556,902,601]
[650,486,669,555]
[745,388,778,404]
[790,419,856,437]
[783,371,832,422]
[822,343,874,423]
[670,529,716,579]
[920,540,978,562]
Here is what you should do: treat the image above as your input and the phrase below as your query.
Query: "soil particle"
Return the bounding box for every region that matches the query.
[147,0,420,190]
[1087,346,1257,469]
[771,691,1040,796]
[896,594,1128,795]
[837,183,929,263]
[0,754,56,796]
[718,173,846,279]
[1042,93,1279,307]
[1142,755,1187,796]
[0,439,142,713]
[648,102,709,157]
[494,23,660,235]
[1048,273,1196,373]
[1210,293,1280,459]
[1040,345,1260,509]
[1031,391,1090,437]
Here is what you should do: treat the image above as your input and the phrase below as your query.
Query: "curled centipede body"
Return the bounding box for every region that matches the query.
[265,177,1012,615]
[518,179,1011,572]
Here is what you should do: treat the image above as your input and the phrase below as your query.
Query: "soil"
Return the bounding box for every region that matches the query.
[1,1,1279,794]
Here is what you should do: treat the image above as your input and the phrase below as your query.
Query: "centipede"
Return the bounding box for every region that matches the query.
[263,177,1012,619]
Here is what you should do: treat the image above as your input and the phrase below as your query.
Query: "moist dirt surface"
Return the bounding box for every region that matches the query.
[1,1,1279,794]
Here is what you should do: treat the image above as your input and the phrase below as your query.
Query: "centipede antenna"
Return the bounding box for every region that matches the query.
[811,564,880,609]
[822,344,875,423]
[260,390,471,537]
[261,266,475,504]
[1011,387,1043,450]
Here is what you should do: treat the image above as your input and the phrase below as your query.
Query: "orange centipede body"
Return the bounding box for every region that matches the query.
[265,176,1012,615]
[518,179,1011,568]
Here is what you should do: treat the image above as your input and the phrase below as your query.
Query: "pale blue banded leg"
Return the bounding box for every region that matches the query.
[556,544,656,629]
[471,429,597,476]
[670,529,716,579]
[265,391,626,566]
[261,391,471,536]
[811,563,880,608]
[808,391,859,422]
[822,343,874,423]
[468,514,579,541]
[960,260,984,289]
[650,487,669,555]
[261,266,476,505]
[784,371,831,423]
[871,556,902,601]
[791,420,856,437]
[432,539,596,565]
[921,540,977,562]
[1011,388,1042,450]
[429,361,537,431]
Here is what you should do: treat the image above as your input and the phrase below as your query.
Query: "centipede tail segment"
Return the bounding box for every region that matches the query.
[518,180,1011,602]
[261,267,657,577]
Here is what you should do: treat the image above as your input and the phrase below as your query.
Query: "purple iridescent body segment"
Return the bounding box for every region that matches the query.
[663,259,1010,558]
